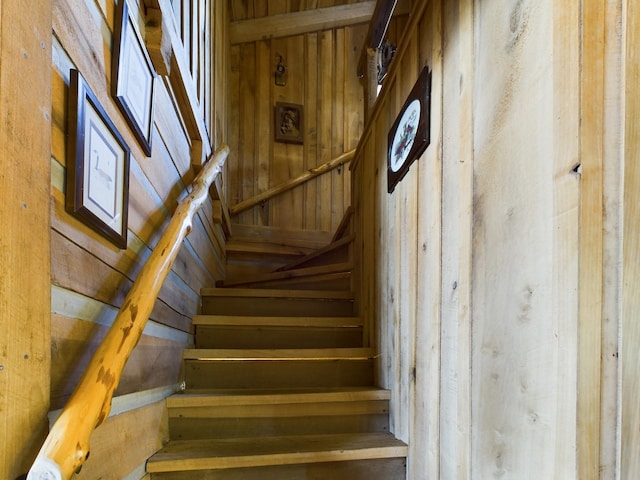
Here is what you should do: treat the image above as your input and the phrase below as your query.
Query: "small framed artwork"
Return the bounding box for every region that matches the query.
[67,69,131,249]
[275,102,304,144]
[112,0,156,156]
[387,65,431,193]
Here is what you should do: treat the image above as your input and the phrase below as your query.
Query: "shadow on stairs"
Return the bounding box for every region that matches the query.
[146,287,407,479]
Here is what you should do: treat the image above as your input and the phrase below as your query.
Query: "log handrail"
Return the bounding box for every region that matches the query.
[27,144,230,480]
[229,149,355,216]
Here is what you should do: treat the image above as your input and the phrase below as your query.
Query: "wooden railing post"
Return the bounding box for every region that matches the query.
[27,144,229,480]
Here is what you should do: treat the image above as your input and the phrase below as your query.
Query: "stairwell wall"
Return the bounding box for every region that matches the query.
[351,0,628,478]
[226,11,408,232]
[44,1,229,478]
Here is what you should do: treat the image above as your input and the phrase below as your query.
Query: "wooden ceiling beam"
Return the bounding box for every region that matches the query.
[229,1,378,45]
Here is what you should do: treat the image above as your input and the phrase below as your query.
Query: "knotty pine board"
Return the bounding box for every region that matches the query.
[470,1,563,478]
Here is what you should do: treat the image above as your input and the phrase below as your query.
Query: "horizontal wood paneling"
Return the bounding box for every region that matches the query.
[42,0,229,475]
[72,401,168,480]
[50,314,185,409]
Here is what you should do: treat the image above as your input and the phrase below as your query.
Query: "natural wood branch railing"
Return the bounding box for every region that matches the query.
[229,149,355,216]
[27,144,230,480]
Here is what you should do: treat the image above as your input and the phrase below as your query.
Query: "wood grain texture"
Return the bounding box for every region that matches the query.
[30,146,229,478]
[0,1,52,478]
[552,2,581,479]
[578,0,606,478]
[347,0,621,478]
[440,0,474,477]
[51,314,185,409]
[72,401,168,480]
[146,457,406,480]
[230,2,376,44]
[148,432,407,472]
[621,0,640,477]
[227,23,366,232]
[411,3,443,479]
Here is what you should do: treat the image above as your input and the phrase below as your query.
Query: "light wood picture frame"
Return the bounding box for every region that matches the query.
[112,0,157,156]
[67,69,131,249]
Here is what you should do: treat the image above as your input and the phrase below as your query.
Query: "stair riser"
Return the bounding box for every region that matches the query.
[201,296,354,317]
[233,275,352,291]
[195,326,363,349]
[185,360,374,390]
[150,457,406,480]
[169,414,389,440]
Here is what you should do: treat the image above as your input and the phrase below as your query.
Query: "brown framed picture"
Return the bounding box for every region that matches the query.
[112,0,156,156]
[387,65,431,193]
[275,102,304,144]
[66,69,131,249]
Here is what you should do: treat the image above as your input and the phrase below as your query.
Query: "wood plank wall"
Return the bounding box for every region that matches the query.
[351,0,626,478]
[227,16,375,232]
[45,0,228,477]
[0,2,52,478]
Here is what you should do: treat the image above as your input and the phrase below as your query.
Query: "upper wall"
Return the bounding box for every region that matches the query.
[226,12,402,232]
[351,0,627,478]
[47,0,229,477]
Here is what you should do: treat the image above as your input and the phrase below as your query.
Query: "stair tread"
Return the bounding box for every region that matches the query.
[273,233,355,272]
[183,348,375,360]
[146,432,407,473]
[193,315,362,327]
[200,287,354,299]
[183,386,384,395]
[167,388,390,408]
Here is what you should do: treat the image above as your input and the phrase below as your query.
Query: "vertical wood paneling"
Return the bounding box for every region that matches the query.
[578,0,606,477]
[350,0,623,477]
[228,23,366,233]
[304,32,319,230]
[318,29,335,231]
[621,0,640,477]
[0,2,52,477]
[552,2,581,478]
[440,0,474,477]
[471,2,560,477]
[411,3,443,478]
[256,40,272,226]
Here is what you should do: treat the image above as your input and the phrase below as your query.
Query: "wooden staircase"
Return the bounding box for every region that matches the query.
[147,287,407,478]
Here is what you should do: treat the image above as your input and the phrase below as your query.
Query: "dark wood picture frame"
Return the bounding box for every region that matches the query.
[66,69,131,249]
[275,102,304,144]
[112,0,157,156]
[387,65,431,193]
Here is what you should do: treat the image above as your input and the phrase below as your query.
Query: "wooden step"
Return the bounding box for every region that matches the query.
[183,347,375,360]
[273,233,354,272]
[149,457,406,480]
[218,262,353,289]
[146,432,407,474]
[184,348,375,390]
[200,288,355,317]
[167,388,390,440]
[237,271,352,291]
[193,315,363,349]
